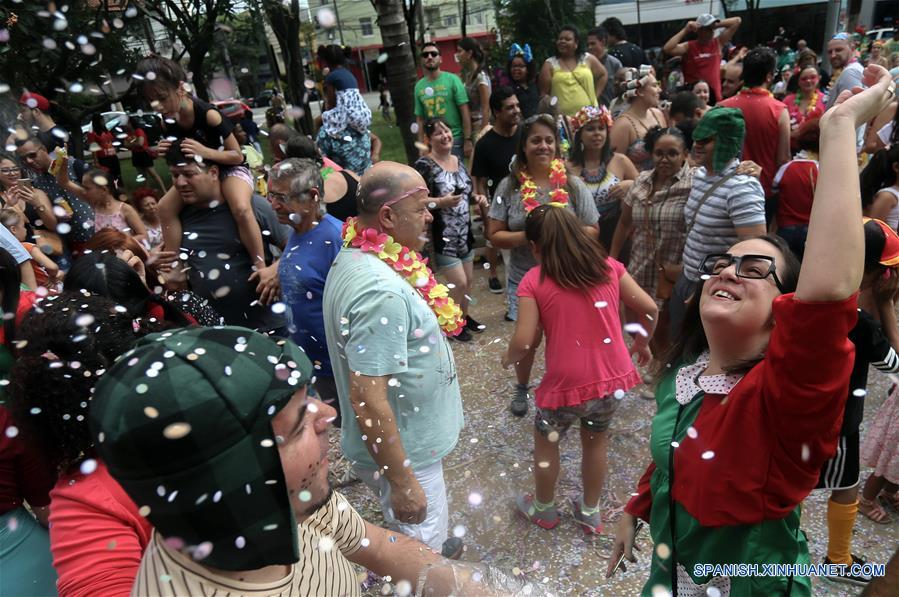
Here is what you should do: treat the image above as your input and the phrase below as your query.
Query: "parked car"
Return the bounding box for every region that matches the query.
[80,111,128,136]
[867,28,895,42]
[213,99,252,123]
[254,89,274,107]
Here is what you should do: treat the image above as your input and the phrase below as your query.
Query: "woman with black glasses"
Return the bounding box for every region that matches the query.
[607,65,895,597]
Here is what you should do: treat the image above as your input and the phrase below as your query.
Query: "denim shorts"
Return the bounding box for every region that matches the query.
[506,277,520,321]
[434,249,474,270]
[535,397,620,436]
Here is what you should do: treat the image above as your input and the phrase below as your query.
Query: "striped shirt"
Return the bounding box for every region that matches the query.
[681,160,766,282]
[131,491,366,596]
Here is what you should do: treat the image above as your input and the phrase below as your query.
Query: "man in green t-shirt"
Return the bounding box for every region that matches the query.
[414,42,471,159]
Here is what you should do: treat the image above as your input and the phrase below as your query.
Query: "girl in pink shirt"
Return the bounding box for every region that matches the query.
[503,204,657,534]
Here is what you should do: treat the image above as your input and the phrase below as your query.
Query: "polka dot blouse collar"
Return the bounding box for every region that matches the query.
[675,351,744,405]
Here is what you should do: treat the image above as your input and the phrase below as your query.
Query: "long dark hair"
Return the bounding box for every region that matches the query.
[8,292,152,473]
[507,54,536,85]
[861,145,899,209]
[656,235,801,378]
[64,252,192,329]
[568,120,613,169]
[525,205,609,289]
[457,37,486,85]
[0,248,21,347]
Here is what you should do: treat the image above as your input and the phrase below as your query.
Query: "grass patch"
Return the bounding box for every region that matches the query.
[371,118,408,165]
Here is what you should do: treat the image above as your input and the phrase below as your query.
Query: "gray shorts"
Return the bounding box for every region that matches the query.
[535,397,620,436]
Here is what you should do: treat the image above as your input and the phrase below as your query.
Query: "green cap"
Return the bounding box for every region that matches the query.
[90,326,313,571]
[693,107,746,172]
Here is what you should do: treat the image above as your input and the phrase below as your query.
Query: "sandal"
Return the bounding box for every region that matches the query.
[878,490,899,512]
[859,495,892,524]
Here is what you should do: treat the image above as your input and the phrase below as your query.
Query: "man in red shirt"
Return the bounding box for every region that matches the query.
[663,13,742,105]
[720,47,791,220]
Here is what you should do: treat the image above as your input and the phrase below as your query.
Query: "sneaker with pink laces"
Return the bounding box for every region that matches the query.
[516,494,560,529]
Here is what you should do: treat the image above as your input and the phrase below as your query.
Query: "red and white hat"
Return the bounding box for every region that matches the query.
[19,92,50,111]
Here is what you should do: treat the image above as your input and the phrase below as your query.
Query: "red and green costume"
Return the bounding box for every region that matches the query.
[625,294,857,596]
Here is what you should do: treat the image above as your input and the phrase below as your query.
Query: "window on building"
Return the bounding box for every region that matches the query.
[425,7,440,27]
[360,17,373,37]
[444,14,457,27]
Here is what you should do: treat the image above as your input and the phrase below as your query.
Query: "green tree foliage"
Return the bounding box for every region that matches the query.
[0,1,143,143]
[492,0,595,68]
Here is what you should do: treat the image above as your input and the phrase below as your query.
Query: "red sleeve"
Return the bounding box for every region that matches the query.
[764,293,857,471]
[50,466,152,597]
[624,461,655,522]
[517,267,538,299]
[0,407,54,511]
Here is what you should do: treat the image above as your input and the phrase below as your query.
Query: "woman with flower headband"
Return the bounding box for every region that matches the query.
[607,64,896,597]
[507,43,539,119]
[504,204,657,535]
[538,26,607,118]
[488,114,599,417]
[567,105,638,251]
[610,71,667,171]
[414,118,489,342]
[783,66,826,149]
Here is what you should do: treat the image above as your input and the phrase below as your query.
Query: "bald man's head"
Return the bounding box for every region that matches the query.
[356,162,432,250]
[357,161,427,216]
[269,124,301,161]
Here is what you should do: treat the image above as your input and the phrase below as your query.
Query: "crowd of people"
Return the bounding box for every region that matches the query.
[2,13,899,597]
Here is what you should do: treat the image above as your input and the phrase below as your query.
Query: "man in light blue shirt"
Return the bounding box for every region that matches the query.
[270,158,344,425]
[323,161,464,557]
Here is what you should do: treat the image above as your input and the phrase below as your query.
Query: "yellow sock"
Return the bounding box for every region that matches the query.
[826,498,858,566]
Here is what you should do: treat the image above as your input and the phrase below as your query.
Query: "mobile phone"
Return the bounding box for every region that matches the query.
[453,185,465,196]
[611,520,644,575]
[17,178,31,190]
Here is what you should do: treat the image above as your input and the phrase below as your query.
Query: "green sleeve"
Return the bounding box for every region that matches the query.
[413,83,425,118]
[455,76,469,106]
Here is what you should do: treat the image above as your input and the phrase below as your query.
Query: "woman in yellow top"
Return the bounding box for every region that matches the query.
[539,26,606,118]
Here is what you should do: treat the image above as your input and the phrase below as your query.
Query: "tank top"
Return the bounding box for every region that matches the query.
[622,112,664,171]
[547,55,598,117]
[682,39,722,103]
[94,202,128,233]
[325,170,359,222]
[581,168,621,214]
[878,186,899,231]
[165,96,235,152]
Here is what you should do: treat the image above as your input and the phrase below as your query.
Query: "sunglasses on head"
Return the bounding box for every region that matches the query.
[421,51,439,58]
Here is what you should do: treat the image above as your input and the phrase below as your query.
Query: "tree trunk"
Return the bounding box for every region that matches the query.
[461,0,468,38]
[187,42,211,101]
[262,0,313,135]
[375,0,419,164]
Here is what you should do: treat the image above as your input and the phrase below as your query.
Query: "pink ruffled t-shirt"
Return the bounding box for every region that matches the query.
[518,258,641,409]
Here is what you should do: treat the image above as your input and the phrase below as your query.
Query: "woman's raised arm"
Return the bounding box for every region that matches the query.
[796,65,894,302]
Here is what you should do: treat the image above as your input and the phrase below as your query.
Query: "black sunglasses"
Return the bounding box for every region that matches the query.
[699,253,786,293]
[421,51,440,58]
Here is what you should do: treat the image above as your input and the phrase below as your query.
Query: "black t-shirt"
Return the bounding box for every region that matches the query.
[609,41,647,69]
[180,199,287,332]
[471,128,521,199]
[845,308,897,435]
[166,97,235,150]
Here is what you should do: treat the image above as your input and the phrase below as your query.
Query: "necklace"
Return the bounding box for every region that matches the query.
[519,159,569,212]
[795,91,818,114]
[340,218,465,336]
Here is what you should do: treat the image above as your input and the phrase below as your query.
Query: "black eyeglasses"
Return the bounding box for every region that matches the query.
[699,253,786,293]
[0,167,20,174]
[421,51,439,58]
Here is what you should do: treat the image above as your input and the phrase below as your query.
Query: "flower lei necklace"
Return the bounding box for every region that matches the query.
[795,90,818,114]
[519,158,569,212]
[341,218,465,336]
